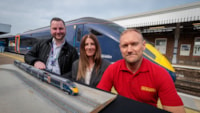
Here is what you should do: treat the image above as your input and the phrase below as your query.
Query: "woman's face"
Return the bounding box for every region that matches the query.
[84,37,96,57]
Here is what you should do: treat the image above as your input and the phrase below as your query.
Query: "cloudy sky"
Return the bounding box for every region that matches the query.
[0,0,199,35]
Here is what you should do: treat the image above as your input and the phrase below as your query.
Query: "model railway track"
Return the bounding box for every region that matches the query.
[11,60,117,112]
[175,79,200,97]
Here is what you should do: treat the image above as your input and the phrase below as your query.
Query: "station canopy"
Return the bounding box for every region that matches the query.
[111,2,200,28]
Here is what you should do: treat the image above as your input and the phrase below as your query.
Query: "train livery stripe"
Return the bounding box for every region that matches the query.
[145,43,175,72]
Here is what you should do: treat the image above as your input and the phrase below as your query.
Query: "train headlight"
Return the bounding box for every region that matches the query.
[72,87,79,94]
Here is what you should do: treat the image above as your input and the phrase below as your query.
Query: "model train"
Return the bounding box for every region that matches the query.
[14,60,79,95]
[2,17,176,81]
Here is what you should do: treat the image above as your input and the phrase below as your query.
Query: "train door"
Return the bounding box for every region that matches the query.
[74,24,84,52]
[15,35,20,53]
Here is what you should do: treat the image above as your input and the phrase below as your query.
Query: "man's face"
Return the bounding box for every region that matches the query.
[119,31,145,64]
[50,21,66,41]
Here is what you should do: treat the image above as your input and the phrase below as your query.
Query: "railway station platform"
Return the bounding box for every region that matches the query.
[0,52,200,113]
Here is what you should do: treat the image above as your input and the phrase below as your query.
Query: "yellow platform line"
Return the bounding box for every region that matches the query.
[0,53,24,62]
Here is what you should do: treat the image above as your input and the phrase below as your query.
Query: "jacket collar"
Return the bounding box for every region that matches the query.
[46,37,69,50]
[120,58,149,74]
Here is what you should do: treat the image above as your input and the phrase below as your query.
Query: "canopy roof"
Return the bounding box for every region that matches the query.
[112,2,200,28]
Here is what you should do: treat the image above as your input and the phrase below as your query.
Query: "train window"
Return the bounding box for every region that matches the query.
[75,25,84,42]
[63,84,69,89]
[77,29,82,41]
[31,70,38,75]
[20,38,38,47]
[0,40,6,46]
[8,40,15,47]
[144,48,156,59]
[66,80,74,86]
[90,29,102,36]
[51,79,60,86]
[105,23,126,35]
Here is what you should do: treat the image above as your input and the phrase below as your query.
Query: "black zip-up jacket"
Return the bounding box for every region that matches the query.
[72,59,110,88]
[24,38,79,79]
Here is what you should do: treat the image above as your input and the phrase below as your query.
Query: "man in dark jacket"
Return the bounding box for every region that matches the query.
[24,17,78,78]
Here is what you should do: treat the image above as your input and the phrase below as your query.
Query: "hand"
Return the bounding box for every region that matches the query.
[34,61,46,69]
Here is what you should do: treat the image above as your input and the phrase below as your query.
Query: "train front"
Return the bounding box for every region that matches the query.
[143,43,176,82]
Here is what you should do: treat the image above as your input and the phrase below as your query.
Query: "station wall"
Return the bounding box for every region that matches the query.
[143,29,200,66]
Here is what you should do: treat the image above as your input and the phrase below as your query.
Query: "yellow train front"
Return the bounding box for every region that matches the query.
[143,43,176,82]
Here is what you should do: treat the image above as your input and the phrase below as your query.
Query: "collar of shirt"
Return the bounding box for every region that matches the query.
[52,38,65,48]
[120,58,149,75]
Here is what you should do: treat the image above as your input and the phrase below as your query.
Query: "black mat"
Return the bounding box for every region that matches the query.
[100,95,170,113]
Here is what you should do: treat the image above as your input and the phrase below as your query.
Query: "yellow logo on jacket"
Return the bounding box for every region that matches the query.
[141,86,156,92]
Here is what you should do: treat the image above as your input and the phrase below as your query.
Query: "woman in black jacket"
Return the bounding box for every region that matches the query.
[72,34,110,88]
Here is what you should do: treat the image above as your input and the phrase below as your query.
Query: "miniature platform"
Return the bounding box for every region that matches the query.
[0,64,168,113]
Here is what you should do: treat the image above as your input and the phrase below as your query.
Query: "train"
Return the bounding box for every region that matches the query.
[14,60,79,95]
[1,17,176,81]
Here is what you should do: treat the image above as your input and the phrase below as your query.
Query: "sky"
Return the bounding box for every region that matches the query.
[0,0,199,35]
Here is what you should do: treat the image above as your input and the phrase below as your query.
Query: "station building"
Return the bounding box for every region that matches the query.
[112,1,200,66]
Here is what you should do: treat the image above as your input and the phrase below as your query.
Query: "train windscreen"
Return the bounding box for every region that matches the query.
[104,23,126,35]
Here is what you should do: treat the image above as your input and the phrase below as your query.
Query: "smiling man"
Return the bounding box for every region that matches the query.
[25,17,78,78]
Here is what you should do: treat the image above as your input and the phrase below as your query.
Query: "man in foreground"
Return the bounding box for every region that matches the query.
[97,29,185,113]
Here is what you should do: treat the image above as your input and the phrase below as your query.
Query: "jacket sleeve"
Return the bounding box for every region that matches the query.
[62,48,79,79]
[24,42,42,65]
[71,60,79,81]
[101,59,111,72]
[71,49,79,65]
[90,59,111,87]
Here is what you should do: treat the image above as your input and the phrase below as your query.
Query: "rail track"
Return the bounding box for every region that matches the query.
[175,79,200,97]
[175,67,200,97]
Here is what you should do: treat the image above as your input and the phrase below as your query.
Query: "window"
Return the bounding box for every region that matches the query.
[155,38,167,54]
[193,37,200,56]
[51,79,60,87]
[75,25,84,42]
[20,38,38,47]
[180,44,191,56]
[144,48,156,59]
[90,29,102,36]
[9,40,15,47]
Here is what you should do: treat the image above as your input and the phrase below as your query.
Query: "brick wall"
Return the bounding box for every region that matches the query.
[144,33,174,62]
[144,32,200,66]
[177,34,200,66]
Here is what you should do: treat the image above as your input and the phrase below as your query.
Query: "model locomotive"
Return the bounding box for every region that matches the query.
[14,60,79,95]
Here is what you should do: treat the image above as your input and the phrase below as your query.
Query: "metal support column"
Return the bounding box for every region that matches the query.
[172,23,180,64]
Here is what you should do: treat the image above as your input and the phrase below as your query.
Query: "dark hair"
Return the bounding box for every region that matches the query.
[50,17,65,26]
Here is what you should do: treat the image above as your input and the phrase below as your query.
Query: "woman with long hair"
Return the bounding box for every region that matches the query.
[72,34,110,87]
